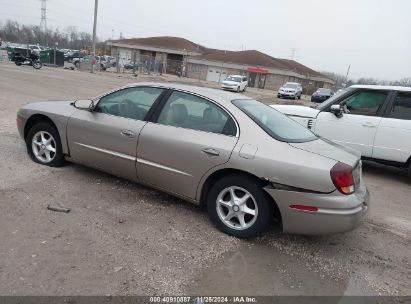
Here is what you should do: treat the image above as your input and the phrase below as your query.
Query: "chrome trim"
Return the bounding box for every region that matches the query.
[137,158,192,177]
[74,142,136,161]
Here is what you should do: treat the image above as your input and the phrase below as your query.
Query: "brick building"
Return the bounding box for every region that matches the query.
[108,36,333,92]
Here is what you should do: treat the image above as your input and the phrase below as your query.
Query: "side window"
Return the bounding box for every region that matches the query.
[389,92,411,120]
[156,91,236,136]
[95,87,164,120]
[340,90,388,116]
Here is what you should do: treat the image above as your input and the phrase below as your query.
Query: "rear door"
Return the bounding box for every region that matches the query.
[373,91,411,162]
[66,86,166,181]
[314,89,390,157]
[136,90,238,200]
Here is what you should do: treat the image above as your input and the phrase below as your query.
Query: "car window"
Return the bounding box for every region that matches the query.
[95,87,164,120]
[233,99,317,142]
[157,91,236,136]
[388,92,411,120]
[341,90,388,116]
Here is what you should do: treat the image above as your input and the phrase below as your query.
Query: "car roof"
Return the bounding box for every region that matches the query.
[350,84,411,92]
[285,82,300,85]
[123,82,253,104]
[228,75,244,77]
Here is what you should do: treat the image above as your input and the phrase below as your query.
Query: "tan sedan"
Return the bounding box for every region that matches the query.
[17,83,369,238]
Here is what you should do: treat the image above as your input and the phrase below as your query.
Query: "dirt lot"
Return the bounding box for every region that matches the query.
[0,62,410,296]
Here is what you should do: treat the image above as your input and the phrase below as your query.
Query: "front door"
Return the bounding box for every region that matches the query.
[137,90,238,199]
[66,86,166,181]
[314,89,390,157]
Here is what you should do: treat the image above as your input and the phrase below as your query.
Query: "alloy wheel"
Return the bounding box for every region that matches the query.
[31,131,56,163]
[216,186,258,230]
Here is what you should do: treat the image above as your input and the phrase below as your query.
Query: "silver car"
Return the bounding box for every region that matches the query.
[17,83,369,238]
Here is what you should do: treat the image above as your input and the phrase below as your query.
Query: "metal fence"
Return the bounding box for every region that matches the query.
[109,51,186,76]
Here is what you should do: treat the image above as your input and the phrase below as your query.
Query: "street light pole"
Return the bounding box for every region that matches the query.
[91,0,98,73]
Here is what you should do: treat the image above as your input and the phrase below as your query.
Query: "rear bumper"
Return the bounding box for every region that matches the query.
[264,185,369,235]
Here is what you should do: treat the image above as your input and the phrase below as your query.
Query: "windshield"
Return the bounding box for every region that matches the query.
[283,83,298,89]
[316,87,354,110]
[317,88,332,94]
[226,76,241,82]
[233,99,317,142]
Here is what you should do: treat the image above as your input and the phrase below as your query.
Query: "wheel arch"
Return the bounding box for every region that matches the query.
[24,114,59,141]
[199,168,282,222]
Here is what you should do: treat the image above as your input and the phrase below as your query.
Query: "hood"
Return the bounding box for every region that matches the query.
[279,87,295,91]
[271,104,320,119]
[223,81,238,85]
[289,138,361,167]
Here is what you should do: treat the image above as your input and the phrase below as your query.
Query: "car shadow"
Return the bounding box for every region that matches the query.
[362,160,410,185]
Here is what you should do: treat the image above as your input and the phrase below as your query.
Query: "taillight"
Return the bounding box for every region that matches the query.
[330,162,354,195]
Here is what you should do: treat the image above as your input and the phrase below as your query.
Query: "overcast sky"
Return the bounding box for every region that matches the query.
[1,0,410,80]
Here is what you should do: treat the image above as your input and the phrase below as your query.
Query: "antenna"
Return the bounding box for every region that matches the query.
[40,0,47,32]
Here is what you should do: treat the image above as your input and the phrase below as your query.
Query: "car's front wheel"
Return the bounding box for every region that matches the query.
[26,122,65,167]
[207,175,273,238]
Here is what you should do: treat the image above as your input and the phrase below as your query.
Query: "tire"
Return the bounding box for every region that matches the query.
[74,62,79,68]
[15,61,22,66]
[32,61,42,69]
[243,86,247,92]
[207,174,273,238]
[26,122,65,167]
[236,86,240,93]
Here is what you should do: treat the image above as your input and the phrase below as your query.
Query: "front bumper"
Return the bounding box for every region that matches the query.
[221,85,238,91]
[277,91,297,98]
[264,183,369,235]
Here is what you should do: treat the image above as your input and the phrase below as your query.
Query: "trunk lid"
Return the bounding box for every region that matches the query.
[289,138,361,167]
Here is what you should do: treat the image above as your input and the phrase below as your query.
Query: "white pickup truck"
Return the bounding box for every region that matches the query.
[271,85,411,178]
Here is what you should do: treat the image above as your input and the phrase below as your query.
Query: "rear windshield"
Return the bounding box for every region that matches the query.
[233,99,318,142]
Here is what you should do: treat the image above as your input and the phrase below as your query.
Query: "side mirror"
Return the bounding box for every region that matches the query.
[74,99,94,111]
[330,104,343,118]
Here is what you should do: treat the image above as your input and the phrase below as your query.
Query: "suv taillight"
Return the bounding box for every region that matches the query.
[330,162,354,195]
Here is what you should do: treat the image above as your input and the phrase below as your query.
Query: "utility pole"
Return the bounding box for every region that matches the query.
[91,0,98,73]
[40,0,47,32]
[345,64,351,87]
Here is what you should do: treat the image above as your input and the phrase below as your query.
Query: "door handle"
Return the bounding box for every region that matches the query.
[121,129,135,138]
[202,148,220,156]
[362,122,376,128]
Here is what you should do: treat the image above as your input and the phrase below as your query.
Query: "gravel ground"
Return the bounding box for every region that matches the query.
[0,62,410,296]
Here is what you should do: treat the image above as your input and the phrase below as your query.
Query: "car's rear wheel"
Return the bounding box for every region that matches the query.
[26,122,65,167]
[243,86,247,92]
[207,175,272,238]
[236,86,240,93]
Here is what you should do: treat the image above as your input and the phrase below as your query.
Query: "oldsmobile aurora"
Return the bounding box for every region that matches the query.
[17,83,369,238]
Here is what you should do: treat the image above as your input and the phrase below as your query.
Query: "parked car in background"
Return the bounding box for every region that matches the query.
[271,85,411,178]
[311,88,334,103]
[221,75,248,92]
[68,51,84,64]
[17,83,368,238]
[277,82,302,99]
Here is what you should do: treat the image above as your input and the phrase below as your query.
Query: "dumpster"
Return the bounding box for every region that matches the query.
[39,49,64,66]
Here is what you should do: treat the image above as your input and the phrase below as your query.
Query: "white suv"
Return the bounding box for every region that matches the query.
[271,85,411,177]
[277,82,302,99]
[221,75,248,92]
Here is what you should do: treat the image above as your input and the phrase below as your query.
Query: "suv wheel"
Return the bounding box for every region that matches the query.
[26,122,65,167]
[207,175,272,238]
[236,86,240,93]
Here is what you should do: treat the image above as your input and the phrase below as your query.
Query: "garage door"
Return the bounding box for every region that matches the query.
[206,66,228,83]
